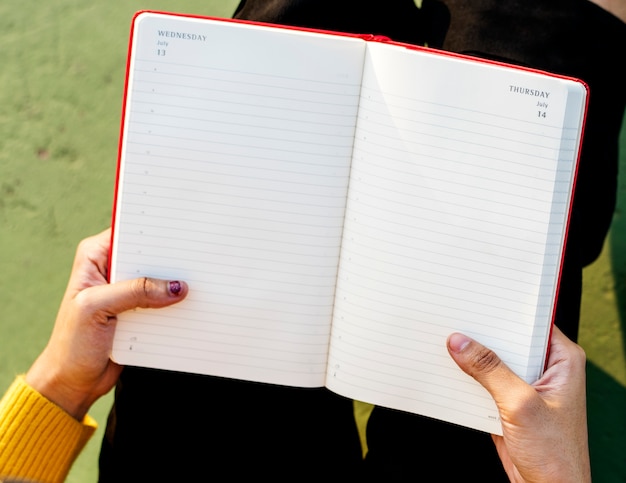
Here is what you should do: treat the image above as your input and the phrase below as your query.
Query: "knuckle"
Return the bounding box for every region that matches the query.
[72,289,99,315]
[471,346,501,374]
[76,234,97,256]
[130,277,151,298]
[573,343,587,363]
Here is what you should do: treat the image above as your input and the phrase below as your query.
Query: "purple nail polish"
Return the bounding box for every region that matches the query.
[169,281,182,295]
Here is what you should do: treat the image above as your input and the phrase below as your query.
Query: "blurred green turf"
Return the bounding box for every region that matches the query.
[0,2,240,482]
[0,1,624,482]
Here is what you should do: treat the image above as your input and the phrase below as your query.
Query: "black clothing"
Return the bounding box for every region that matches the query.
[99,2,626,481]
[98,368,363,481]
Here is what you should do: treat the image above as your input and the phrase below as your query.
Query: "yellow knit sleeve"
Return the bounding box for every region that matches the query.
[0,376,97,483]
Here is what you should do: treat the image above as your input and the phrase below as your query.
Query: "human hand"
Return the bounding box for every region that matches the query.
[446,326,590,483]
[25,229,188,421]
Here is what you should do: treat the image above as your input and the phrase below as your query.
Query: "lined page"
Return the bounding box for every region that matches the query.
[110,13,366,387]
[326,42,586,433]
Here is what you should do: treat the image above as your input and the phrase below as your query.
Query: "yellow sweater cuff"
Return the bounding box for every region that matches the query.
[0,375,97,483]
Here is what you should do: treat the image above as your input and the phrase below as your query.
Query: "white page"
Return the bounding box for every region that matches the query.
[110,13,366,387]
[326,42,586,433]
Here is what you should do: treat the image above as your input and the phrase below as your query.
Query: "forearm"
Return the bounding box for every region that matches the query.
[0,376,96,483]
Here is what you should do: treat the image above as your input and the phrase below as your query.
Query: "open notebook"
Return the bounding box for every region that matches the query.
[108,10,588,434]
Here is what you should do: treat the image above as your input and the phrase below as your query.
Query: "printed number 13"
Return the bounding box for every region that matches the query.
[157,49,166,56]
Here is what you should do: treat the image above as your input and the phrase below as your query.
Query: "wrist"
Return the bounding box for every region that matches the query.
[25,356,92,421]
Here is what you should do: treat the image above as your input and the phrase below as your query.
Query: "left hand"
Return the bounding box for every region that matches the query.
[25,229,188,420]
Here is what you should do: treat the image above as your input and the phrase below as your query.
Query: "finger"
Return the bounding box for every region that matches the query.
[92,227,112,244]
[545,325,586,368]
[75,228,111,258]
[69,229,113,284]
[76,277,189,318]
[446,333,524,402]
[535,325,586,392]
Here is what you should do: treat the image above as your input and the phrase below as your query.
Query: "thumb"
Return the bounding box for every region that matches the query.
[446,333,523,402]
[82,277,189,318]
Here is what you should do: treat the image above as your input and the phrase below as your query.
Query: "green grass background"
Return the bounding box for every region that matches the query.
[0,1,624,482]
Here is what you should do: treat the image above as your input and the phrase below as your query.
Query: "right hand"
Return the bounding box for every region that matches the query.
[446,326,590,483]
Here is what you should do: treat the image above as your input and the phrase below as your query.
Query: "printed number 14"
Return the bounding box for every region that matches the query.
[538,110,547,118]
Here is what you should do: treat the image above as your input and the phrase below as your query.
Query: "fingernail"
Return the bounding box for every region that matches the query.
[448,333,471,353]
[169,281,183,296]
